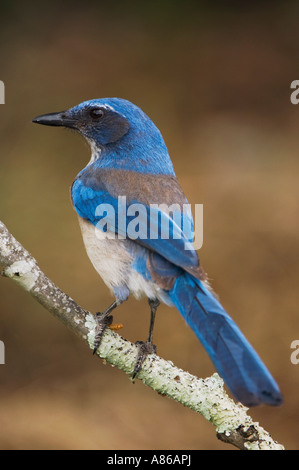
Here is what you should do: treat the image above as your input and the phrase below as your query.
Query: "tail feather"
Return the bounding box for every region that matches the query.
[169,273,283,407]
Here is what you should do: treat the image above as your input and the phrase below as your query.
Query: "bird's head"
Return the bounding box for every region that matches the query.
[33,98,174,174]
[32,97,167,147]
[32,98,135,146]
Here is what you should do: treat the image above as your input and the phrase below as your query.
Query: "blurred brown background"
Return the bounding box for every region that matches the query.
[0,0,298,450]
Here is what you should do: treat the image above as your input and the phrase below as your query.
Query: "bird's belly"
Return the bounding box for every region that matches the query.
[78,217,171,304]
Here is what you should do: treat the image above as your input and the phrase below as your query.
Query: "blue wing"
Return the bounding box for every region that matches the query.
[71,169,201,278]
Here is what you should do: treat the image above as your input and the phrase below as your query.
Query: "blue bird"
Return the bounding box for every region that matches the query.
[33,98,283,407]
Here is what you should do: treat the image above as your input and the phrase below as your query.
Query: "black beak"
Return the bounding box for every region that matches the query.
[32,111,76,128]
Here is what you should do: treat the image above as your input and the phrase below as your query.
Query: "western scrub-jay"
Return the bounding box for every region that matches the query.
[33,98,283,407]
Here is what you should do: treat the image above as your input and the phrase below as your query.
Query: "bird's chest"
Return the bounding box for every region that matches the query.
[78,216,132,289]
[77,216,171,304]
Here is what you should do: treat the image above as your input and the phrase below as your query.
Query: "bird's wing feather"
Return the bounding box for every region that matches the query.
[71,166,202,278]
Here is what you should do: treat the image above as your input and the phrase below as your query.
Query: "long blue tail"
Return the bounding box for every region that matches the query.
[169,273,283,406]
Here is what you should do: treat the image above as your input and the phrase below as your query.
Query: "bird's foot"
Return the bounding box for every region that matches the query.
[93,312,113,355]
[132,340,157,379]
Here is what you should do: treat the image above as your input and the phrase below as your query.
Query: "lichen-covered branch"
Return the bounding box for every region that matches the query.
[0,220,284,450]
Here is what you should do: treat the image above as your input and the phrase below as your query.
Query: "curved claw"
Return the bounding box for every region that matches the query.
[132,340,157,379]
[93,313,113,355]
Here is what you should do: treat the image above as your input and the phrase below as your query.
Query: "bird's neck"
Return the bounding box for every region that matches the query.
[85,138,175,176]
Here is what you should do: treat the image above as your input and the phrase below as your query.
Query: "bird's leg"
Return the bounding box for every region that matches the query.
[93,301,119,354]
[132,298,160,379]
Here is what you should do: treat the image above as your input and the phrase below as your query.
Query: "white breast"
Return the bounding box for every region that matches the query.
[78,216,132,290]
[78,217,172,305]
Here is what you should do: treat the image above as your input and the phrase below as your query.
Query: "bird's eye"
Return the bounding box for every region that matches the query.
[89,108,104,119]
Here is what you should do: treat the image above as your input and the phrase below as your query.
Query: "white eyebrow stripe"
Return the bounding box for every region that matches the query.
[100,104,115,111]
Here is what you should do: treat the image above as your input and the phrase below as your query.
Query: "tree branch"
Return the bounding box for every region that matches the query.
[0,220,284,450]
